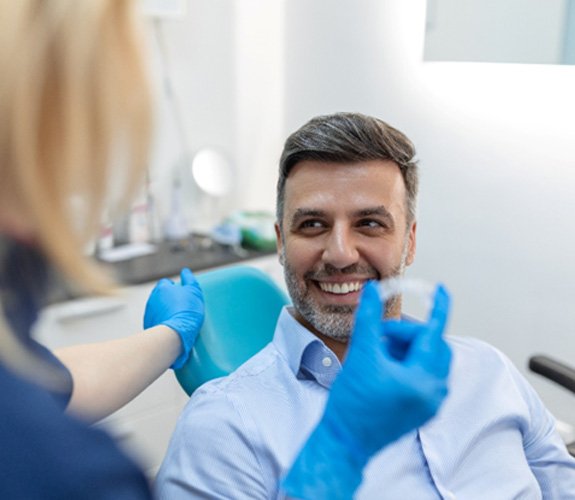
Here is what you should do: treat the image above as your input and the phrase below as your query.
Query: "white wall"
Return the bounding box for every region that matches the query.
[148,0,575,423]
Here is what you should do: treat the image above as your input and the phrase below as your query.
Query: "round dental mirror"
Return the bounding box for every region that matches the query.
[191,148,233,197]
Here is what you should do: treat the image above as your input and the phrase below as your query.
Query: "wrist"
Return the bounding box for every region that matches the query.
[156,320,192,370]
[320,411,373,467]
[282,416,369,500]
[169,332,191,370]
[143,325,184,369]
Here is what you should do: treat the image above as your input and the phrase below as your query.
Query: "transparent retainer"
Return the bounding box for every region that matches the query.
[378,277,437,322]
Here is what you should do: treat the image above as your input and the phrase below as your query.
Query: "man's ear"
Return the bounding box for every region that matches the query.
[274,222,284,265]
[405,221,417,266]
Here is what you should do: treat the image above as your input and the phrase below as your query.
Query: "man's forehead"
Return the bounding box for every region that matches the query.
[285,159,403,186]
[283,159,407,215]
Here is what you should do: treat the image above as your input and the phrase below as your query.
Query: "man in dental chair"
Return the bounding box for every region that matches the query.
[156,112,575,499]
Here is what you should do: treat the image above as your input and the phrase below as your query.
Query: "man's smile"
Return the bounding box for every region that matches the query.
[317,281,364,295]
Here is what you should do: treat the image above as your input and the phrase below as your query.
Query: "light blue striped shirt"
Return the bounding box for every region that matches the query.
[156,307,575,499]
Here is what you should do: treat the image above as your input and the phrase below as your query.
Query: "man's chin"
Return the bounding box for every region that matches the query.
[291,296,354,340]
[322,304,355,314]
[308,312,354,342]
[323,332,351,343]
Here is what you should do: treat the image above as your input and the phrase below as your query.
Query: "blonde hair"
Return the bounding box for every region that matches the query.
[0,0,151,291]
[0,1,151,376]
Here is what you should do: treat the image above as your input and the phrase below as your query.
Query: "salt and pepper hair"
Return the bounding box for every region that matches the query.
[276,112,419,229]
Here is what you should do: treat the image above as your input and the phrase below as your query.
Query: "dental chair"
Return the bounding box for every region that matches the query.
[175,265,290,395]
[529,355,575,457]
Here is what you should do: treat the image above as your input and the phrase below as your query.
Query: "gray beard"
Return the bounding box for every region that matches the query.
[282,242,409,342]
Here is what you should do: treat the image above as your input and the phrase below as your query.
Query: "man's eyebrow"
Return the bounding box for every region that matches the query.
[289,208,325,227]
[354,206,395,228]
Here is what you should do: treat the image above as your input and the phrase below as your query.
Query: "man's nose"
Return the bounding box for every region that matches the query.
[321,227,360,269]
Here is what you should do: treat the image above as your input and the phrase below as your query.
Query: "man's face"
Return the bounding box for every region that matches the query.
[275,159,416,342]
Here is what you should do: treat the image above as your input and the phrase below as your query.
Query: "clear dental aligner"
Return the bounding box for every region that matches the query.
[378,277,437,317]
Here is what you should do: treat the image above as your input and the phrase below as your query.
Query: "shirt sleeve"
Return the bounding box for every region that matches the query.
[502,353,575,498]
[155,386,271,500]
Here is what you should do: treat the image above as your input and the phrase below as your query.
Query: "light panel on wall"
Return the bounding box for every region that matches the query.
[424,0,575,65]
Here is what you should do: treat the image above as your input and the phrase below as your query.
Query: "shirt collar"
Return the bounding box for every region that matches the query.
[272,306,342,389]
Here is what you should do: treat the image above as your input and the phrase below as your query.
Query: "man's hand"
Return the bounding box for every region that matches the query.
[143,268,205,369]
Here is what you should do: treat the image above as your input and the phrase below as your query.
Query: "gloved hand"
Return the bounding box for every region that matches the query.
[282,280,452,499]
[143,268,205,370]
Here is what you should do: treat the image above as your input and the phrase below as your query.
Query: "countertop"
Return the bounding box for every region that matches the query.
[47,234,276,304]
[102,235,275,285]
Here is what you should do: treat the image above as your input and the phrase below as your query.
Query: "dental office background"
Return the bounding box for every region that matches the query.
[143,0,575,429]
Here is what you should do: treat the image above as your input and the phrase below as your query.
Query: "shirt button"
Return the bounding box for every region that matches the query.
[322,356,333,367]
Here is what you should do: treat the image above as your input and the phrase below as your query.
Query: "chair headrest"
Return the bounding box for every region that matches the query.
[175,265,289,395]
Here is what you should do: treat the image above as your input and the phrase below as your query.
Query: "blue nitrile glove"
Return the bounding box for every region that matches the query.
[282,281,452,500]
[143,268,205,370]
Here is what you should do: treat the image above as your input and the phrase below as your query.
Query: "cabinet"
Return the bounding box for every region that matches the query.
[34,255,283,479]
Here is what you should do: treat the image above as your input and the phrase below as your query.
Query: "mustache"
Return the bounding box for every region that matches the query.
[304,263,379,281]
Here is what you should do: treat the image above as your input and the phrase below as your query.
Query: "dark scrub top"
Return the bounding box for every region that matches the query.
[0,236,153,499]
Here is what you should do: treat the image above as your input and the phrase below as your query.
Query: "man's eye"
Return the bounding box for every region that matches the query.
[296,220,326,232]
[358,219,384,229]
[301,220,323,228]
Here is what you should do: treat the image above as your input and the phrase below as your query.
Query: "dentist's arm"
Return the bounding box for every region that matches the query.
[282,281,452,500]
[56,268,204,423]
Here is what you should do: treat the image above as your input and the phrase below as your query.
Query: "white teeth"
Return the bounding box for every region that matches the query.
[319,282,362,294]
